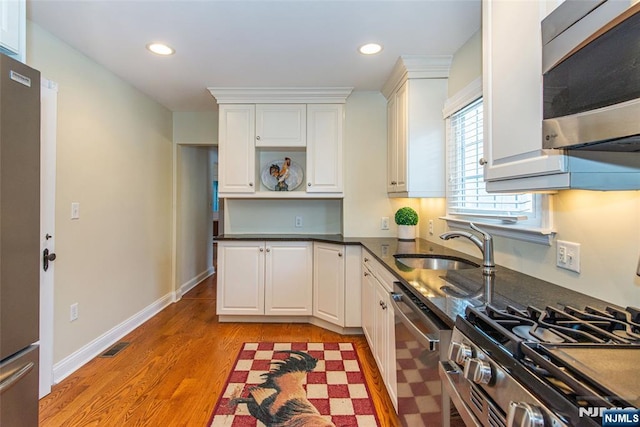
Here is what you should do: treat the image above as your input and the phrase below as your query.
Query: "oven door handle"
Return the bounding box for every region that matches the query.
[389,292,440,351]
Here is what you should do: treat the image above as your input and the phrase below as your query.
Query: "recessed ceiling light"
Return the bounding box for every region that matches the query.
[358,43,383,55]
[146,42,175,56]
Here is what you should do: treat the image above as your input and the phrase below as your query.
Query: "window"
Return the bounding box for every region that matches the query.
[444,90,553,244]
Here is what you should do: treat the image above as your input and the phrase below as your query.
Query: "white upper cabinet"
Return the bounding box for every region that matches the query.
[218,104,256,193]
[382,56,450,198]
[209,88,352,198]
[482,0,569,192]
[482,0,640,192]
[0,0,24,61]
[306,104,343,193]
[255,104,306,147]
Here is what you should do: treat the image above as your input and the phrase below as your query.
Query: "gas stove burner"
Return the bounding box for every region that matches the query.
[512,325,566,343]
[453,304,640,427]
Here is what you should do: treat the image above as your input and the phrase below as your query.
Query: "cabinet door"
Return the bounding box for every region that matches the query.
[217,241,264,315]
[313,243,345,326]
[394,82,408,193]
[306,104,343,193]
[387,84,408,193]
[0,0,22,56]
[218,104,256,193]
[361,267,375,346]
[264,242,313,315]
[385,290,397,409]
[255,104,306,147]
[386,94,399,192]
[373,279,389,380]
[482,0,568,191]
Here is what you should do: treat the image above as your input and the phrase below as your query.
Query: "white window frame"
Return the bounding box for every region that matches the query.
[442,78,555,245]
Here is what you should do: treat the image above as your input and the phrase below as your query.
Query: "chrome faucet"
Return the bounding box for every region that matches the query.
[440,223,496,277]
[440,223,496,305]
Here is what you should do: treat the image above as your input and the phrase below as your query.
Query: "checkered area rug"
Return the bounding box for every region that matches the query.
[208,342,380,427]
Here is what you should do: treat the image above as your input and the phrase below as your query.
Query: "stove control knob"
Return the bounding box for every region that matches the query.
[463,358,492,385]
[507,401,545,427]
[449,342,473,366]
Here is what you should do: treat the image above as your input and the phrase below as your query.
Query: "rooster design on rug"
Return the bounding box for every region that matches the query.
[229,350,336,427]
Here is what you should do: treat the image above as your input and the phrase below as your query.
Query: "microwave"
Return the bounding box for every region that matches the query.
[542,0,640,152]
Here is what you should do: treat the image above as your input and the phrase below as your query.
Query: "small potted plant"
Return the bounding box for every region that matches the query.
[395,207,419,241]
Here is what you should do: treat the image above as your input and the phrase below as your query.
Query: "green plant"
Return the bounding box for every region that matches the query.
[394,207,419,226]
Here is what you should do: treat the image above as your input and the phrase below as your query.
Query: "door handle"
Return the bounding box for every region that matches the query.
[43,248,56,272]
[0,362,34,394]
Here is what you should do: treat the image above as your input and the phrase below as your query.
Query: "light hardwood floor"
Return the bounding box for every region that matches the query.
[39,274,400,426]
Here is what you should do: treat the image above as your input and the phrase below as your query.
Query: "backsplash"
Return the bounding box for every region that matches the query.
[419,190,640,307]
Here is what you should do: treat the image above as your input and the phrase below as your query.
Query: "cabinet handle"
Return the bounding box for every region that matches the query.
[256,136,261,140]
[479,158,487,165]
[307,182,311,187]
[259,247,264,252]
[364,272,370,277]
[338,252,343,257]
[364,257,369,262]
[266,248,271,252]
[249,182,254,187]
[390,181,397,185]
[381,302,387,310]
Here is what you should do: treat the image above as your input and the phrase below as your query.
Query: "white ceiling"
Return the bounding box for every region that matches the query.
[27,0,481,112]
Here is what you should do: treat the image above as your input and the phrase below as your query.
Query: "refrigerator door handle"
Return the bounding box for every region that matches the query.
[0,362,35,394]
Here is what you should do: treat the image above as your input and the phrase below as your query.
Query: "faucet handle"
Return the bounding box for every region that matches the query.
[470,223,492,242]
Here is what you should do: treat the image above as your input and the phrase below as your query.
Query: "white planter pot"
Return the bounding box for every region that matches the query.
[397,225,416,241]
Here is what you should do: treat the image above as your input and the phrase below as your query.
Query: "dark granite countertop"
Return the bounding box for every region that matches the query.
[214,234,615,328]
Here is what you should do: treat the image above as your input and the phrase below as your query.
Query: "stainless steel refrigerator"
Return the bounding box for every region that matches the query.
[0,54,41,426]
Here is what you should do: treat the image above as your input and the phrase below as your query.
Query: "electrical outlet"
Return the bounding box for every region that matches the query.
[295,216,303,228]
[381,217,389,230]
[557,240,581,273]
[70,303,79,321]
[428,220,434,235]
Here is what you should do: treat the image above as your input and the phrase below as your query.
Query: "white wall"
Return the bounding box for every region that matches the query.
[176,146,214,292]
[224,199,343,234]
[27,22,173,363]
[174,111,217,144]
[342,91,420,237]
[447,30,481,97]
[419,30,640,307]
[173,112,217,292]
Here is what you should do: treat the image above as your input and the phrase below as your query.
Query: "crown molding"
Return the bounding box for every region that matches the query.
[208,87,354,104]
[382,55,452,99]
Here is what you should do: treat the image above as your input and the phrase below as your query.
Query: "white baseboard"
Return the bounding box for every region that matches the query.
[52,291,175,384]
[177,267,215,299]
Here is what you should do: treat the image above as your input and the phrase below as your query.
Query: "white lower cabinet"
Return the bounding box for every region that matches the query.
[313,242,346,326]
[265,242,313,315]
[361,250,398,410]
[217,241,312,315]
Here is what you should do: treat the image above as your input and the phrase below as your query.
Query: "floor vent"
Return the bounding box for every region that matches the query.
[100,342,130,357]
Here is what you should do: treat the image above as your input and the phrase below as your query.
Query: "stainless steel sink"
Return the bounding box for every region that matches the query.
[393,254,479,271]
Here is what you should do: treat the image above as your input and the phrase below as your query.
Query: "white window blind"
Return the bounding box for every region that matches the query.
[446,98,539,226]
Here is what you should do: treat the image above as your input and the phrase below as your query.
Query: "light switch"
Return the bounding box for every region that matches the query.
[556,240,580,273]
[71,202,80,220]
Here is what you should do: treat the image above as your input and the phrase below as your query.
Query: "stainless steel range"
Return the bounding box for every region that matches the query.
[440,304,640,427]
